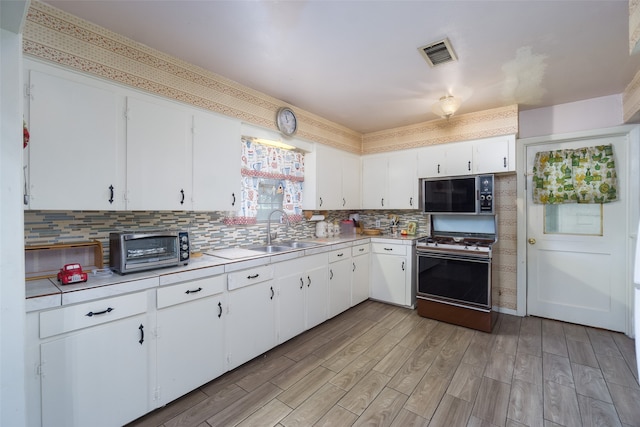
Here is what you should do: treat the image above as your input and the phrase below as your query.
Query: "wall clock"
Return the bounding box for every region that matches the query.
[276,107,297,136]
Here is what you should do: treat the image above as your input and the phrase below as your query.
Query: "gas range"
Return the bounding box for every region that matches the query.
[416,236,494,258]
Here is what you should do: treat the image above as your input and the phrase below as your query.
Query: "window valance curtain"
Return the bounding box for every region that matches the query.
[227,138,304,225]
[532,144,618,204]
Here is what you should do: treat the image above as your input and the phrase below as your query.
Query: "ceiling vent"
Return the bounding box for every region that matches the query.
[418,38,457,67]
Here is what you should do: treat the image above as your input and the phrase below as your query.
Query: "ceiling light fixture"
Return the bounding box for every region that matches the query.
[432,95,461,120]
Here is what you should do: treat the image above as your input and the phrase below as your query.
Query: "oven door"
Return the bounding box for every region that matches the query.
[416,250,491,310]
[123,234,179,271]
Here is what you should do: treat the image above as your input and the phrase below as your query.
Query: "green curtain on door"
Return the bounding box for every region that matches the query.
[532,144,618,204]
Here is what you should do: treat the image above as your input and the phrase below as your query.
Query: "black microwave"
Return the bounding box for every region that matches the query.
[420,174,494,215]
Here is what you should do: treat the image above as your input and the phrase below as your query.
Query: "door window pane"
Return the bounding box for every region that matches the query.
[544,204,602,235]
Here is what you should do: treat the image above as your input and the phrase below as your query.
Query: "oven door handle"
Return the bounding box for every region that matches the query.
[416,250,490,263]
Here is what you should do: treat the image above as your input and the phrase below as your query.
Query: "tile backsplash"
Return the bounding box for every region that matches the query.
[24,209,430,266]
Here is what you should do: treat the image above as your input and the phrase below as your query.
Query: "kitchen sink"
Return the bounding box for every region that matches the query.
[280,241,320,249]
[247,245,292,253]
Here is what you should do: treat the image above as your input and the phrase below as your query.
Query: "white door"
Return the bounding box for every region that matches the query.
[305,263,328,329]
[526,135,628,332]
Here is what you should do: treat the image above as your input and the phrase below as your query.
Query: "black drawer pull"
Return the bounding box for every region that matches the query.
[402,261,405,271]
[185,287,202,294]
[353,262,356,272]
[300,277,304,289]
[247,274,260,279]
[180,189,185,205]
[232,192,236,206]
[139,324,144,345]
[86,307,113,317]
[337,253,344,257]
[218,302,222,318]
[329,269,334,280]
[108,185,114,204]
[307,276,311,287]
[384,248,393,251]
[270,286,274,300]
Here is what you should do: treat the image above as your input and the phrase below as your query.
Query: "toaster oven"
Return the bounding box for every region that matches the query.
[109,230,189,274]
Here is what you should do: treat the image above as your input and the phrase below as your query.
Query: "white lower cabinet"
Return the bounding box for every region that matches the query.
[275,253,328,344]
[328,248,352,317]
[370,242,414,307]
[156,273,226,406]
[226,265,276,370]
[38,291,153,427]
[351,243,370,305]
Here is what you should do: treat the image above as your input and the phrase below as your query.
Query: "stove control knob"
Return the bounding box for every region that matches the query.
[182,244,189,250]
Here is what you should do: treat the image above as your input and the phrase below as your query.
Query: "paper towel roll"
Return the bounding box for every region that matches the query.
[309,215,325,221]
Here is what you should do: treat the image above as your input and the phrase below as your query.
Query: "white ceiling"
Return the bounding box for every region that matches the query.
[44,0,640,134]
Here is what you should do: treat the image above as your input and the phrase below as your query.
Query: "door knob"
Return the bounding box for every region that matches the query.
[528,238,536,245]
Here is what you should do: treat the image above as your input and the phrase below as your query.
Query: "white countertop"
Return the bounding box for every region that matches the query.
[25,233,425,311]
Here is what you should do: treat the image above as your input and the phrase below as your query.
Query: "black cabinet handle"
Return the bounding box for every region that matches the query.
[185,287,202,294]
[342,198,346,206]
[247,274,259,279]
[468,161,471,171]
[180,189,185,205]
[503,157,507,168]
[384,248,393,251]
[307,276,311,287]
[319,197,323,206]
[108,185,114,204]
[381,198,384,207]
[359,248,364,252]
[300,277,304,289]
[409,197,413,206]
[270,286,274,300]
[218,301,222,318]
[352,262,356,272]
[232,192,236,206]
[437,164,440,174]
[138,324,144,345]
[402,261,405,271]
[329,269,334,280]
[86,307,113,317]
[337,253,344,257]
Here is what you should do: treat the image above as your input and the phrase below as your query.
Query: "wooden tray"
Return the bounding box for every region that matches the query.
[25,241,103,281]
[362,228,382,236]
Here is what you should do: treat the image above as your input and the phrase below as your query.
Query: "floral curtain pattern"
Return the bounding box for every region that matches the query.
[226,138,304,224]
[532,144,618,204]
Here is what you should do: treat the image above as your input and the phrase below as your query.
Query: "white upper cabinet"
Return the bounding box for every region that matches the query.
[472,135,515,174]
[417,135,516,178]
[362,151,418,209]
[192,113,242,211]
[387,151,418,209]
[125,96,193,210]
[25,68,125,210]
[305,144,361,210]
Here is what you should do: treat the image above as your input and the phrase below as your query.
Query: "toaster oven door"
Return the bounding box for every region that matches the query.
[124,234,179,270]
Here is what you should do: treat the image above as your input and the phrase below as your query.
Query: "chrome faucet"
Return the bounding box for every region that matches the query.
[266,209,290,246]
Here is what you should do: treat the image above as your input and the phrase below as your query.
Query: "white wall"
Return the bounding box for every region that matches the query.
[519,94,624,138]
[1,3,28,425]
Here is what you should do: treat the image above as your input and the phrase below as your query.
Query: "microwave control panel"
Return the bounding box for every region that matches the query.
[478,175,494,213]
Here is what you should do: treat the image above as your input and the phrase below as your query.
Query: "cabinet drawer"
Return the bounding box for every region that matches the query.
[228,264,274,290]
[40,291,148,338]
[371,243,407,256]
[352,243,370,257]
[329,248,350,263]
[157,275,225,309]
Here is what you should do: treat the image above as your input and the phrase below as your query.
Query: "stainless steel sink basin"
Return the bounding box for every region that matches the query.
[280,241,320,249]
[247,245,292,253]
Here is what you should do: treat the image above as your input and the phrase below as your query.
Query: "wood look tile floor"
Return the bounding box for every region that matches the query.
[128,301,640,427]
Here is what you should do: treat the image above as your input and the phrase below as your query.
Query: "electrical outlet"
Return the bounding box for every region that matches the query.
[375,219,381,228]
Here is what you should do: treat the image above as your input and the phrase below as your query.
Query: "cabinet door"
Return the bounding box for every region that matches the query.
[371,253,407,306]
[192,113,242,211]
[305,263,329,329]
[328,257,352,318]
[226,280,276,369]
[126,96,192,210]
[316,145,342,209]
[352,253,370,305]
[157,293,225,406]
[361,156,388,209]
[341,153,361,209]
[27,70,123,210]
[276,269,306,344]
[444,143,473,176]
[473,135,515,174]
[387,151,418,209]
[41,314,151,427]
[417,144,447,178]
